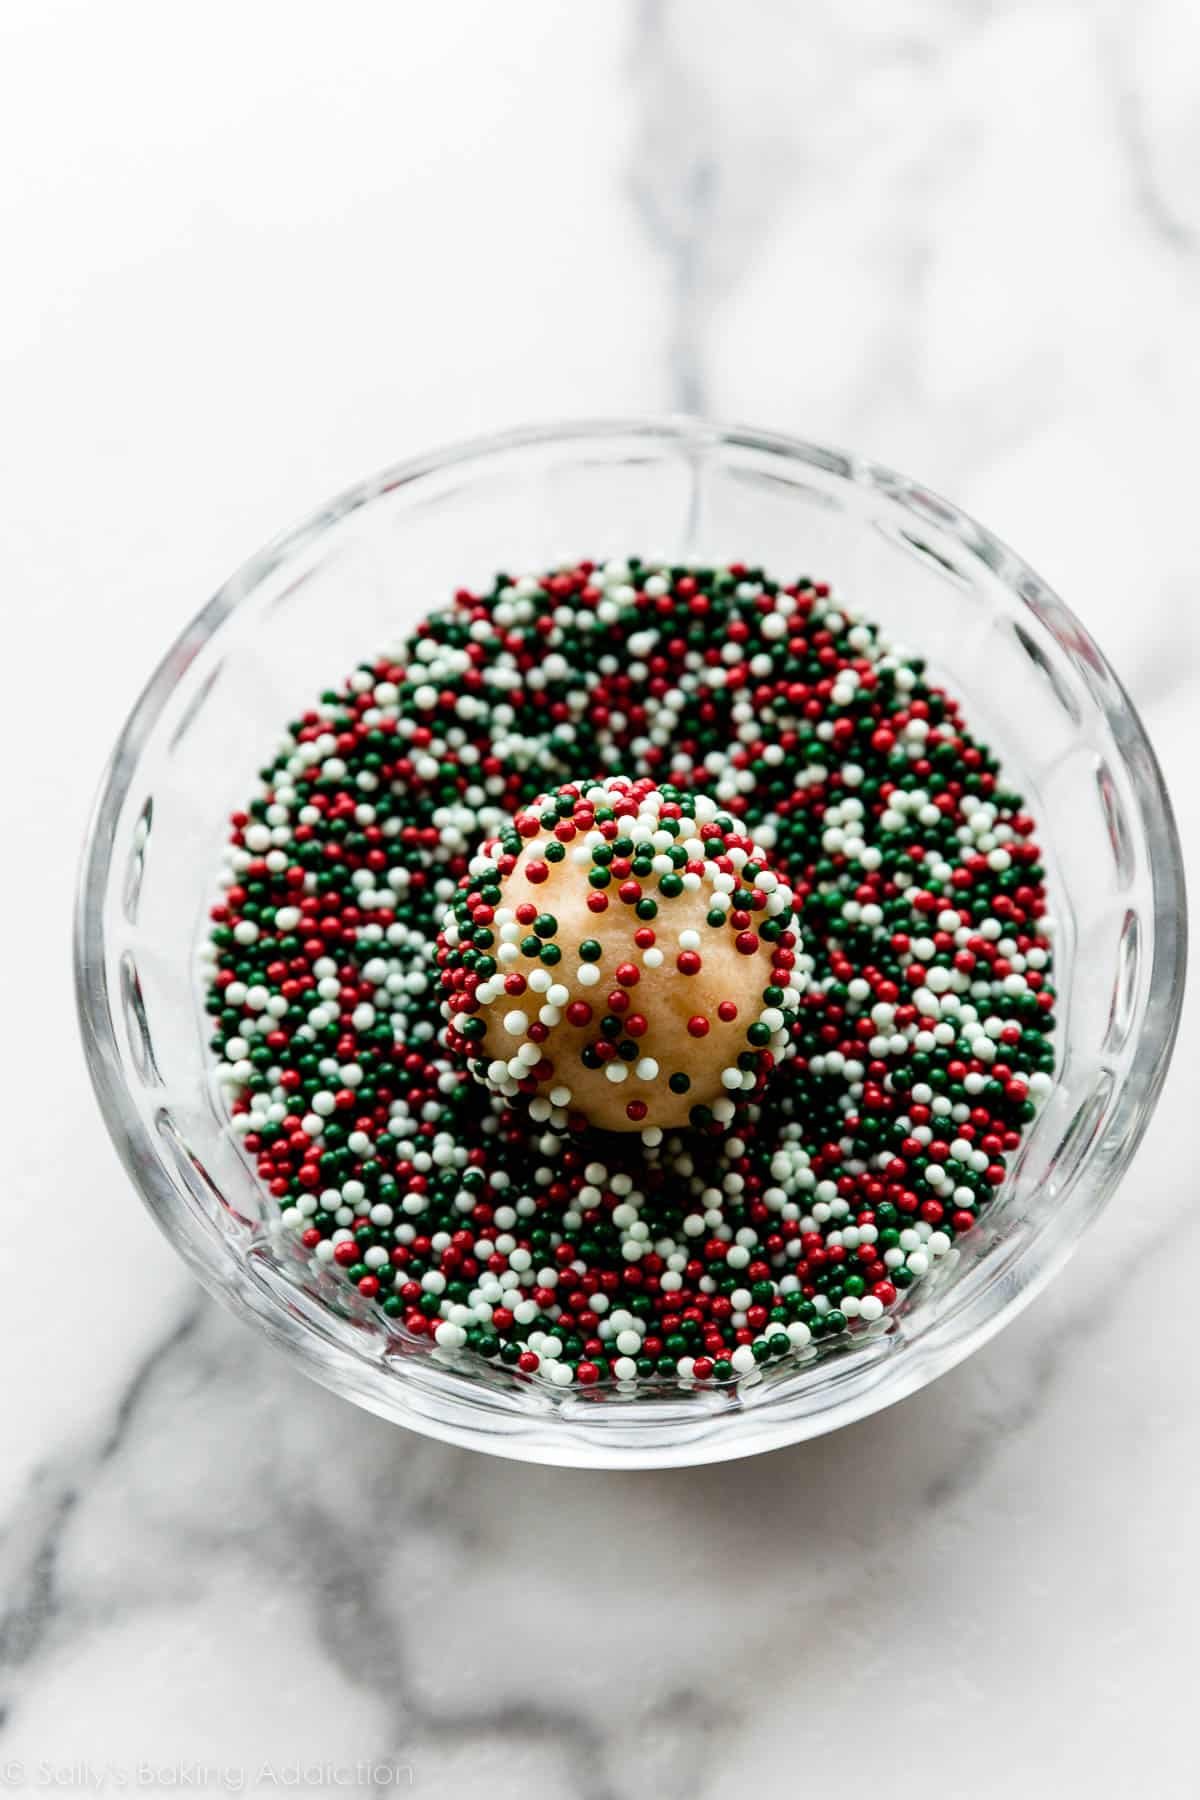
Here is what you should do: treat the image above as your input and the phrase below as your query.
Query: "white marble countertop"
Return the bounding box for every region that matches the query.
[2,2,1196,1794]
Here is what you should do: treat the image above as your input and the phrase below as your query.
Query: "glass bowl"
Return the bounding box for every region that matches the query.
[75,418,1187,1468]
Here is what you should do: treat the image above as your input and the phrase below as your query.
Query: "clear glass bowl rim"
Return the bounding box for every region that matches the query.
[75,415,1189,1468]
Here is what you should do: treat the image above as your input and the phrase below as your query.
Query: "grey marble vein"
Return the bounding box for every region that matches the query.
[629,0,716,412]
[0,1306,203,1698]
[260,1486,620,1800]
[1098,6,1200,256]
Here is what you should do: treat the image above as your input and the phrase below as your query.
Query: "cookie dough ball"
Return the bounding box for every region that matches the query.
[439,779,809,1139]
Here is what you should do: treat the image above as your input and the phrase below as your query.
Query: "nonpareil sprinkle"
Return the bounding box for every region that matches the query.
[202,557,1055,1391]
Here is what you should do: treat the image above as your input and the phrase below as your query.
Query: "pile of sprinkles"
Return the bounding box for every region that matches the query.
[203,557,1056,1392]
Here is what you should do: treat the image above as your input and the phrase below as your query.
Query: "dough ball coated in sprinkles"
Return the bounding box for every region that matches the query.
[204,556,1056,1393]
[439,778,810,1136]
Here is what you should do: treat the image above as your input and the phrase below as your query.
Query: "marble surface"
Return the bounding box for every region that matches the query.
[2,0,1196,1793]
